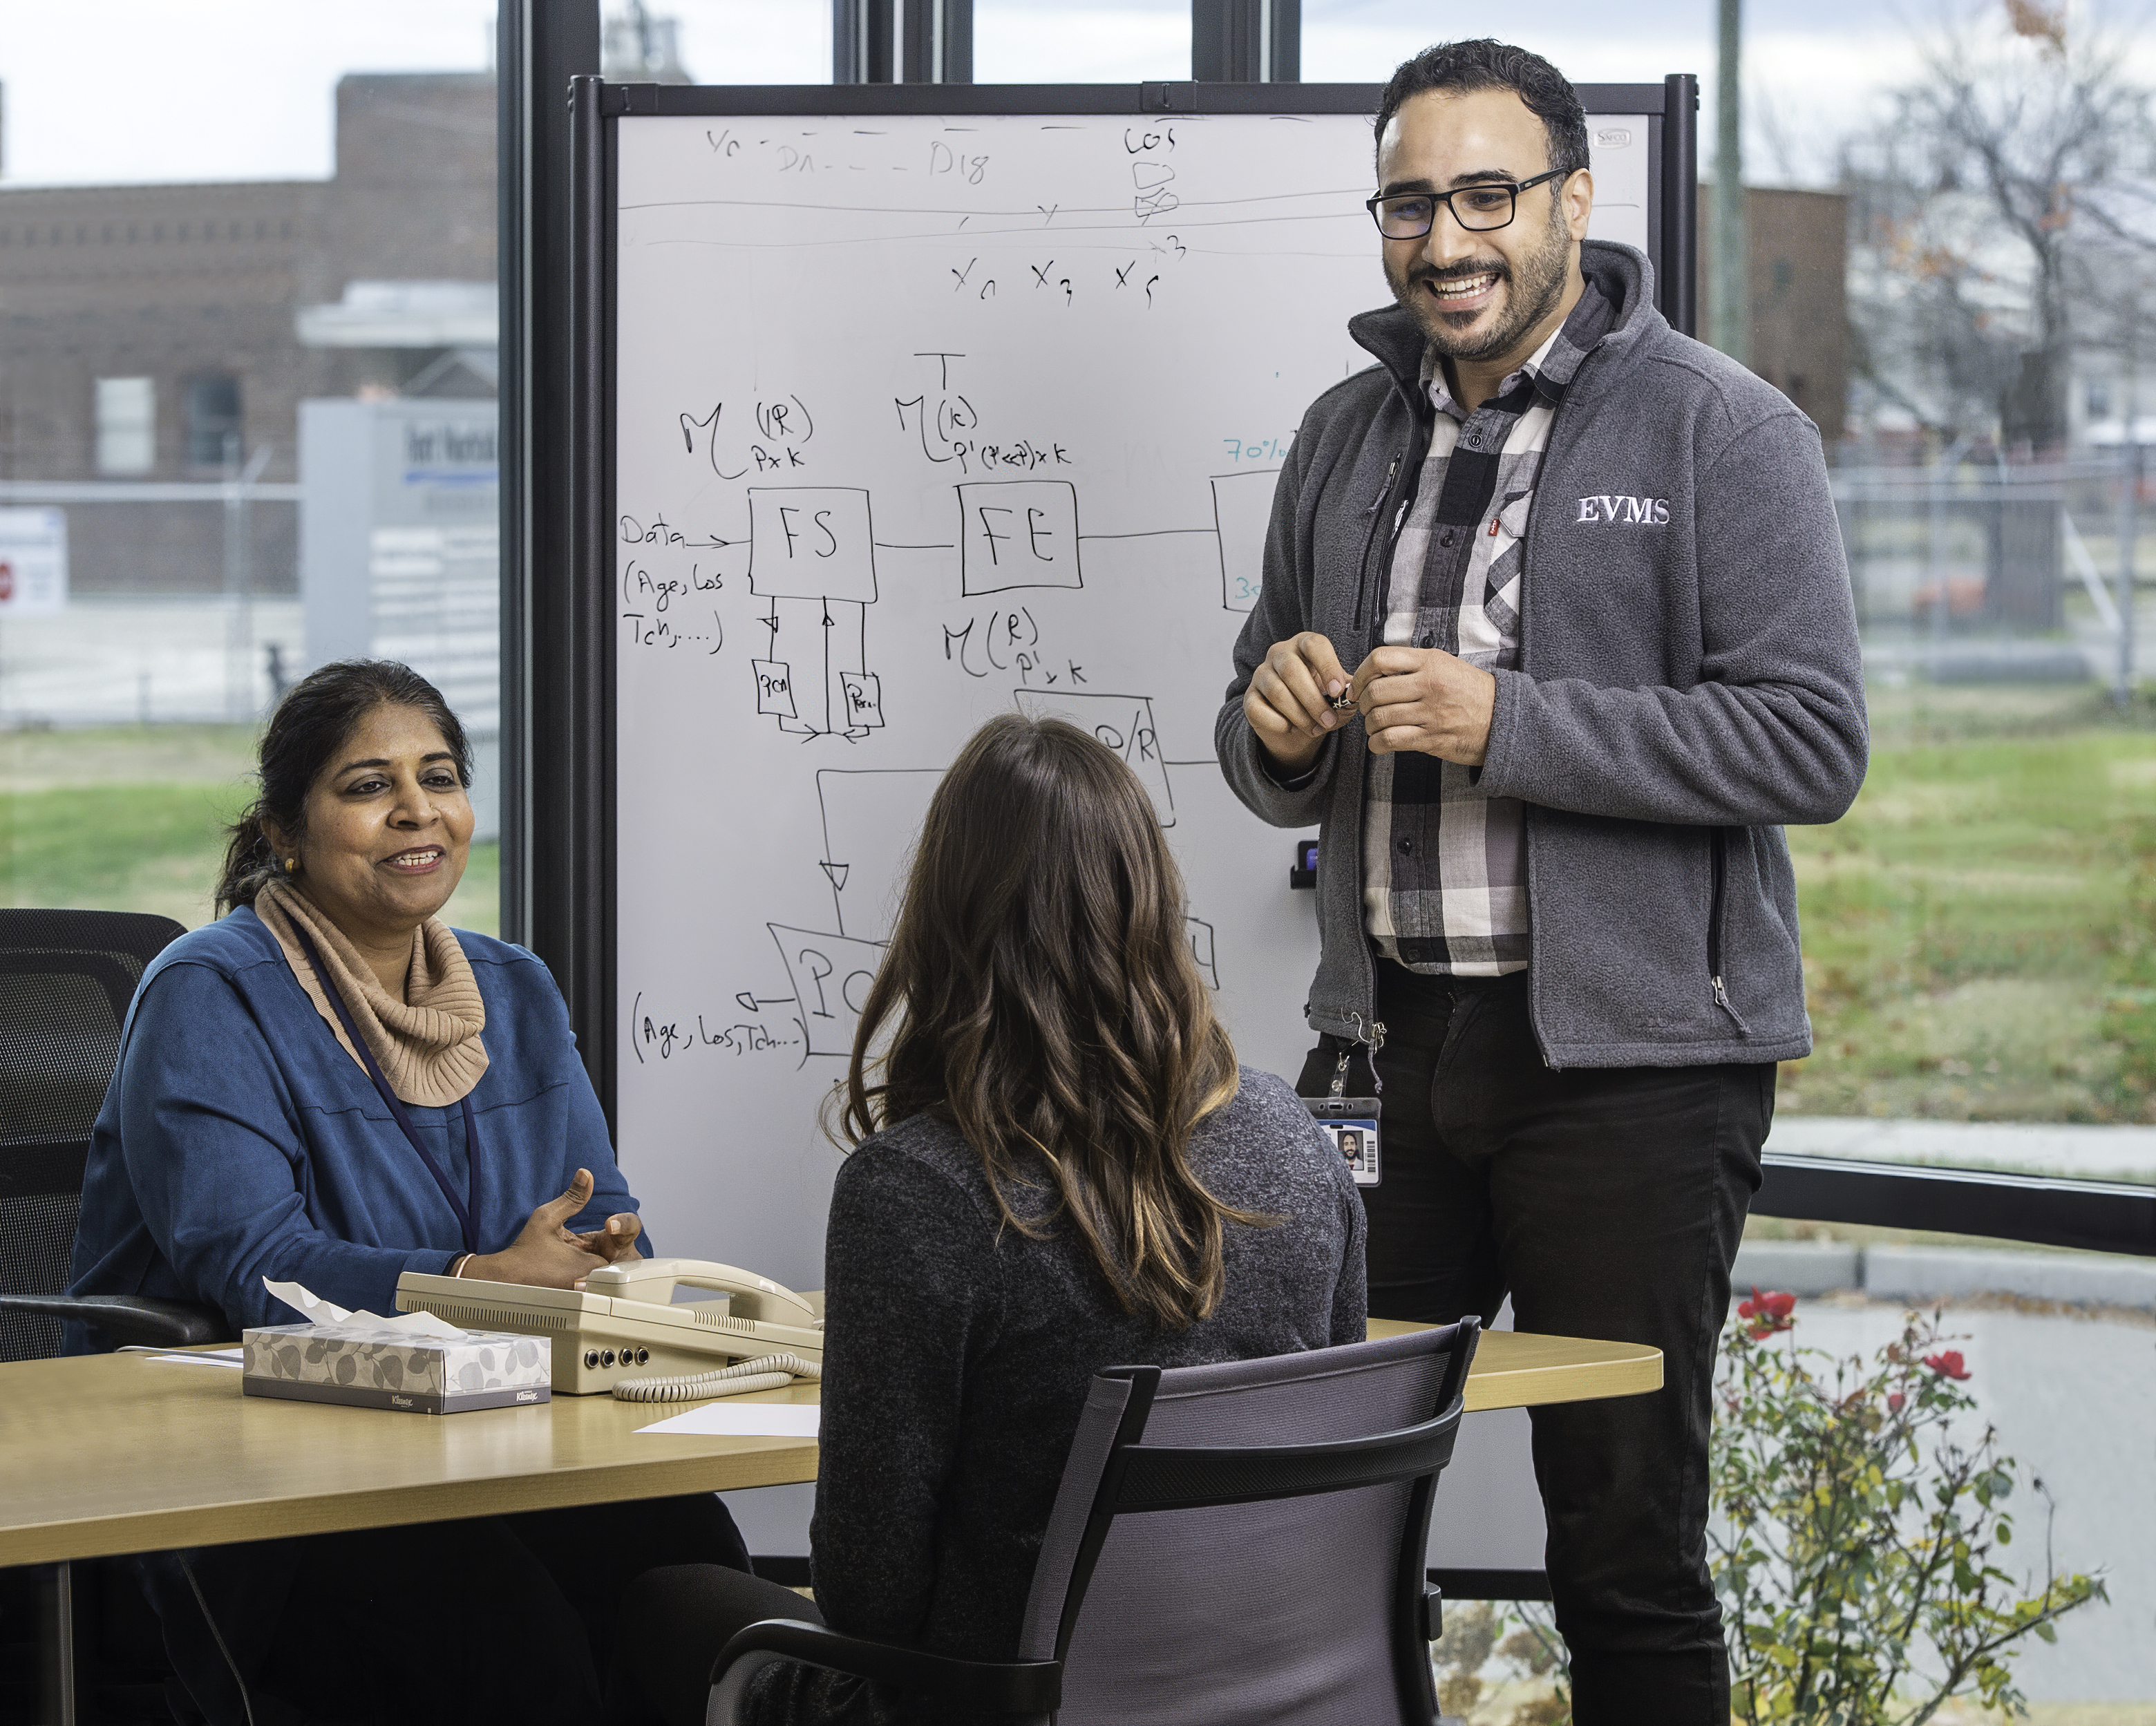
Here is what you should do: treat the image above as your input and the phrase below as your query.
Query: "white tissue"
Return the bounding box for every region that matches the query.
[261,1276,466,1337]
[263,1278,353,1323]
[381,1306,466,1338]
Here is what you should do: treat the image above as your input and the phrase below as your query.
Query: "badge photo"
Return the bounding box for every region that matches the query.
[1303,1094,1381,1187]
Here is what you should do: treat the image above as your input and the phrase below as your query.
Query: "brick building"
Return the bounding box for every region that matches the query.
[1697,184,1850,446]
[0,73,495,593]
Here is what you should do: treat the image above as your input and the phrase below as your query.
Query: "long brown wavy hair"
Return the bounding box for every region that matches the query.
[837,713,1258,1331]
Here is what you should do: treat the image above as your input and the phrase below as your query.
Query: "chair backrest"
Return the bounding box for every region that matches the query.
[1019,1320,1479,1726]
[0,908,187,1361]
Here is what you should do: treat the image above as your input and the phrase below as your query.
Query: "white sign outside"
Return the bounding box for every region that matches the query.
[0,508,67,615]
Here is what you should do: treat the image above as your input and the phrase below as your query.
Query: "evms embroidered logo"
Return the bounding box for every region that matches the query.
[1576,495,1670,524]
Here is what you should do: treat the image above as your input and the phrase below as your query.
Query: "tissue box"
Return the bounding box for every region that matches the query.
[243,1320,552,1414]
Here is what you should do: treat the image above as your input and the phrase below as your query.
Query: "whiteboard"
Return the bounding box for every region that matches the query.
[608,102,1656,1287]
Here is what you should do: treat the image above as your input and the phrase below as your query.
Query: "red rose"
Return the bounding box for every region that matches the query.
[1887,1392,1906,1413]
[1923,1350,1971,1381]
[1737,1287,1797,1336]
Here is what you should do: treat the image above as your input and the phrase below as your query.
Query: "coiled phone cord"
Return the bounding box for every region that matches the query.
[611,1350,824,1403]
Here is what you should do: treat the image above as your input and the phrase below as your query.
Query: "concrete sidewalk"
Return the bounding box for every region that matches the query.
[1769,1114,2156,1184]
[1734,1237,2156,1309]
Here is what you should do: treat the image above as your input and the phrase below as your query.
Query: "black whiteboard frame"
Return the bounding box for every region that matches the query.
[567,75,1697,1137]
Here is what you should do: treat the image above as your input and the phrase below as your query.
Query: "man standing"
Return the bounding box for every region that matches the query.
[1216,39,1866,1723]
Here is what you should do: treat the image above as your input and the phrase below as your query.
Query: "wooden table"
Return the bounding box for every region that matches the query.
[1,1330,1656,1725]
[0,1353,822,1568]
[1374,1320,1663,1414]
[0,1327,1658,1568]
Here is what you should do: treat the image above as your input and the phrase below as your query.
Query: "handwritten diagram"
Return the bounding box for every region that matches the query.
[765,924,886,1059]
[766,767,940,1059]
[1186,916,1221,989]
[750,748,1218,1065]
[1211,469,1279,614]
[958,480,1082,595]
[747,486,886,739]
[813,766,943,940]
[1012,688,1175,826]
[612,112,1372,1216]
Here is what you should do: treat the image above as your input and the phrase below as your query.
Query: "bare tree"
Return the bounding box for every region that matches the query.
[1843,0,2155,450]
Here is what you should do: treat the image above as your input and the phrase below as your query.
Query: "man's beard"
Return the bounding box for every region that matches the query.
[1390,199,1572,363]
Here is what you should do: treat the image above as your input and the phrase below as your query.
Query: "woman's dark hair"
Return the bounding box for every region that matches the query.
[836,714,1255,1331]
[1374,39,1590,180]
[216,659,472,916]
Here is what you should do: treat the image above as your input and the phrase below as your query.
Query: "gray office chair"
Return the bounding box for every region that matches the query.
[708,1318,1480,1726]
[0,908,226,1359]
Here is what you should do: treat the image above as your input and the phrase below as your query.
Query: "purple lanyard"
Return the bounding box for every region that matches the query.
[289,923,482,1254]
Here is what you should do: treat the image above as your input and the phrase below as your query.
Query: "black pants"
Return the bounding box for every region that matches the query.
[136,1496,752,1726]
[1298,964,1770,1726]
[605,1564,826,1726]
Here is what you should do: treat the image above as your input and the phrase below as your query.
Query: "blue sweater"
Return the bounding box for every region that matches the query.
[65,907,639,1342]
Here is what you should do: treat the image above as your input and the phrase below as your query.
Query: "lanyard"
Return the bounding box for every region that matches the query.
[289,923,483,1254]
[1332,1014,1386,1098]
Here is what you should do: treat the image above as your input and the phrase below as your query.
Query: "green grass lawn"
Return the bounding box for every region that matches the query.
[1781,683,2156,1123]
[0,724,500,938]
[8,691,2156,1123]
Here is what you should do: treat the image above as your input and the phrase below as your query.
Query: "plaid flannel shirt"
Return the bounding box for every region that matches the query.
[1363,282,1615,975]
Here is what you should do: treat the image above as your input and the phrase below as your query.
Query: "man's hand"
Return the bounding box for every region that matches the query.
[1352,647,1497,764]
[1242,632,1353,774]
[463,1168,625,1289]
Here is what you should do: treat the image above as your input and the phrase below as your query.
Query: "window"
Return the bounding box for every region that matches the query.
[974,0,1187,80]
[93,377,155,475]
[3,5,503,941]
[183,374,243,469]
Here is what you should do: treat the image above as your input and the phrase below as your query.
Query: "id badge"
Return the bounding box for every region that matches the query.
[1305,1094,1382,1186]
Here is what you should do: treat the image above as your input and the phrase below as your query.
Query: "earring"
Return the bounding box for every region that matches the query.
[284,857,299,875]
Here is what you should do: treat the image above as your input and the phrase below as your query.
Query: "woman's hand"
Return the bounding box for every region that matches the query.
[462,1169,639,1289]
[571,1207,644,1264]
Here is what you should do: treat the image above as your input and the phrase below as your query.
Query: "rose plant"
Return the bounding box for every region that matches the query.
[1711,1293,2105,1725]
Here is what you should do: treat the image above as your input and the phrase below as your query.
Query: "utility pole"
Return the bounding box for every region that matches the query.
[1713,0,1748,366]
[2118,438,2139,706]
[2118,294,2139,707]
[1930,435,1952,662]
[223,433,245,723]
[223,437,272,721]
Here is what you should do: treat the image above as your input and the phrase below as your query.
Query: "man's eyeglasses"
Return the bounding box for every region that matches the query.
[1367,169,1571,240]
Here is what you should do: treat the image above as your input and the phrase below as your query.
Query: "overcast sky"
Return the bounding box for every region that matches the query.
[0,0,2137,190]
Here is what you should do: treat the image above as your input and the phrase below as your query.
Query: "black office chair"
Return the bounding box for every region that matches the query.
[0,911,237,1725]
[708,1319,1481,1726]
[0,909,226,1360]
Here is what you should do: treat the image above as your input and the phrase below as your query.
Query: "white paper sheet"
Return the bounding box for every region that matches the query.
[146,1349,245,1369]
[634,1403,821,1439]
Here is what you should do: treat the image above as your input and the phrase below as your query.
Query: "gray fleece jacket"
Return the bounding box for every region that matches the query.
[1216,242,1867,1069]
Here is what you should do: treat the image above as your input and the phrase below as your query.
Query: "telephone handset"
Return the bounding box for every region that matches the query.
[395,1258,824,1396]
[582,1258,819,1326]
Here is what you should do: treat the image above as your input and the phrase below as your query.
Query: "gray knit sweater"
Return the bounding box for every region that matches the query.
[748,1067,1367,1725]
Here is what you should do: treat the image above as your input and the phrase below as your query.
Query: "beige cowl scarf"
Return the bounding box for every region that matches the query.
[254,878,490,1107]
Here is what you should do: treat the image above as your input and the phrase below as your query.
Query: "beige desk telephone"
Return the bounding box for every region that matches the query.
[395,1258,824,1395]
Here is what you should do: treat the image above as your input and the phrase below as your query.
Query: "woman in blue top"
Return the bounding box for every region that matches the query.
[67,659,753,1726]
